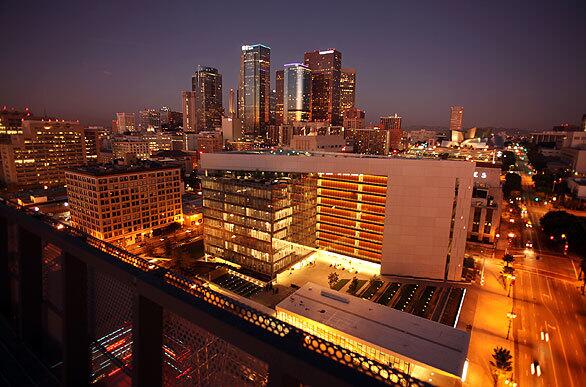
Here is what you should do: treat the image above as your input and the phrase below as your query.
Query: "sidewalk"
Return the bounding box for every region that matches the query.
[458,253,515,387]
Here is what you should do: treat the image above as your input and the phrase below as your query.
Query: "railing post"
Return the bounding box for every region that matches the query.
[0,216,10,318]
[132,295,163,387]
[17,226,43,352]
[62,252,90,386]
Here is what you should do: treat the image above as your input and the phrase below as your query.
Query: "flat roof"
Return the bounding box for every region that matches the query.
[276,282,469,377]
[201,150,477,178]
[65,162,179,177]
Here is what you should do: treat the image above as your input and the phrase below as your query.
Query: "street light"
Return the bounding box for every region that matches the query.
[506,310,517,340]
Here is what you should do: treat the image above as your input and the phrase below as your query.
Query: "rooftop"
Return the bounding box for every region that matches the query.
[276,282,470,378]
[65,161,179,176]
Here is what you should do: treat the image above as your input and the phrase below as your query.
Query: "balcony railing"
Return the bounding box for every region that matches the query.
[0,198,429,387]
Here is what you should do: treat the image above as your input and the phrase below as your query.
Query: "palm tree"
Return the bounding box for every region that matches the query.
[490,346,513,385]
[328,272,339,289]
[503,254,515,267]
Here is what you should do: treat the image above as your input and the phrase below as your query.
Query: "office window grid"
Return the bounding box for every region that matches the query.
[202,172,316,278]
[316,173,388,263]
[66,168,182,243]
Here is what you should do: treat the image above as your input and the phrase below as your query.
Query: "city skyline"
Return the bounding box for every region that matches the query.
[1,0,584,130]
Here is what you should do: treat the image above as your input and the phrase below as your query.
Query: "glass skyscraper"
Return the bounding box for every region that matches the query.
[304,49,342,125]
[191,66,223,132]
[340,68,356,113]
[238,44,271,137]
[283,63,311,123]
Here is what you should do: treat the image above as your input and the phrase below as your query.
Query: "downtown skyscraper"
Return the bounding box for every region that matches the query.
[238,44,271,137]
[304,49,342,125]
[274,69,284,125]
[449,105,464,131]
[380,114,403,150]
[283,63,311,123]
[192,66,223,131]
[340,68,356,113]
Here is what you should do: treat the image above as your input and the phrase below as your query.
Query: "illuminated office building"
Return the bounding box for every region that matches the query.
[202,171,317,279]
[275,70,284,125]
[84,126,106,163]
[115,112,136,133]
[343,107,366,131]
[449,106,464,131]
[283,63,311,123]
[65,163,182,245]
[182,91,197,132]
[139,109,161,132]
[196,131,223,153]
[304,49,342,125]
[238,44,271,137]
[0,107,30,134]
[0,118,86,188]
[351,128,389,155]
[112,137,150,160]
[380,114,403,150]
[228,88,236,118]
[201,152,474,281]
[340,68,356,113]
[160,107,183,130]
[192,66,223,131]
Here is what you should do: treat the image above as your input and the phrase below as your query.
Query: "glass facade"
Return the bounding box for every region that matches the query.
[303,49,342,125]
[192,66,223,131]
[238,45,271,137]
[339,68,356,113]
[202,171,390,278]
[202,172,316,279]
[283,63,311,123]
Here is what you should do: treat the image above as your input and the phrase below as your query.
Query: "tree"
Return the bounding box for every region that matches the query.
[500,151,517,171]
[503,254,515,267]
[490,346,513,384]
[540,211,586,255]
[526,145,548,171]
[348,277,359,294]
[328,272,339,289]
[502,173,522,198]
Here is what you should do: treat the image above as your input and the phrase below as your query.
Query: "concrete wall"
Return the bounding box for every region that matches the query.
[201,153,474,281]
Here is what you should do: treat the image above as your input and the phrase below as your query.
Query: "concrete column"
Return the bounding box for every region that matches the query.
[132,295,163,387]
[62,252,90,386]
[0,217,10,317]
[17,226,43,352]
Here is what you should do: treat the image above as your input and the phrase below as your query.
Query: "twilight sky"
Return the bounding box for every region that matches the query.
[1,0,585,129]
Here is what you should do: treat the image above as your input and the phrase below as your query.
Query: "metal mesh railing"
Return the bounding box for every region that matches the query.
[1,200,430,386]
[163,310,268,386]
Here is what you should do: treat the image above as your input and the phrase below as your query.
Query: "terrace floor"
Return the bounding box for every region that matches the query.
[269,251,466,326]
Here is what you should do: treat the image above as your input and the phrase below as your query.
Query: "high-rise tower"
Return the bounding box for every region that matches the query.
[228,88,235,117]
[192,66,223,131]
[340,68,356,113]
[380,114,403,150]
[304,49,342,125]
[449,106,464,131]
[283,64,311,123]
[238,44,271,137]
[275,70,284,125]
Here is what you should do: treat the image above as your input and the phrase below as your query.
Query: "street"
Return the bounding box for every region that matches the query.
[510,148,586,387]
